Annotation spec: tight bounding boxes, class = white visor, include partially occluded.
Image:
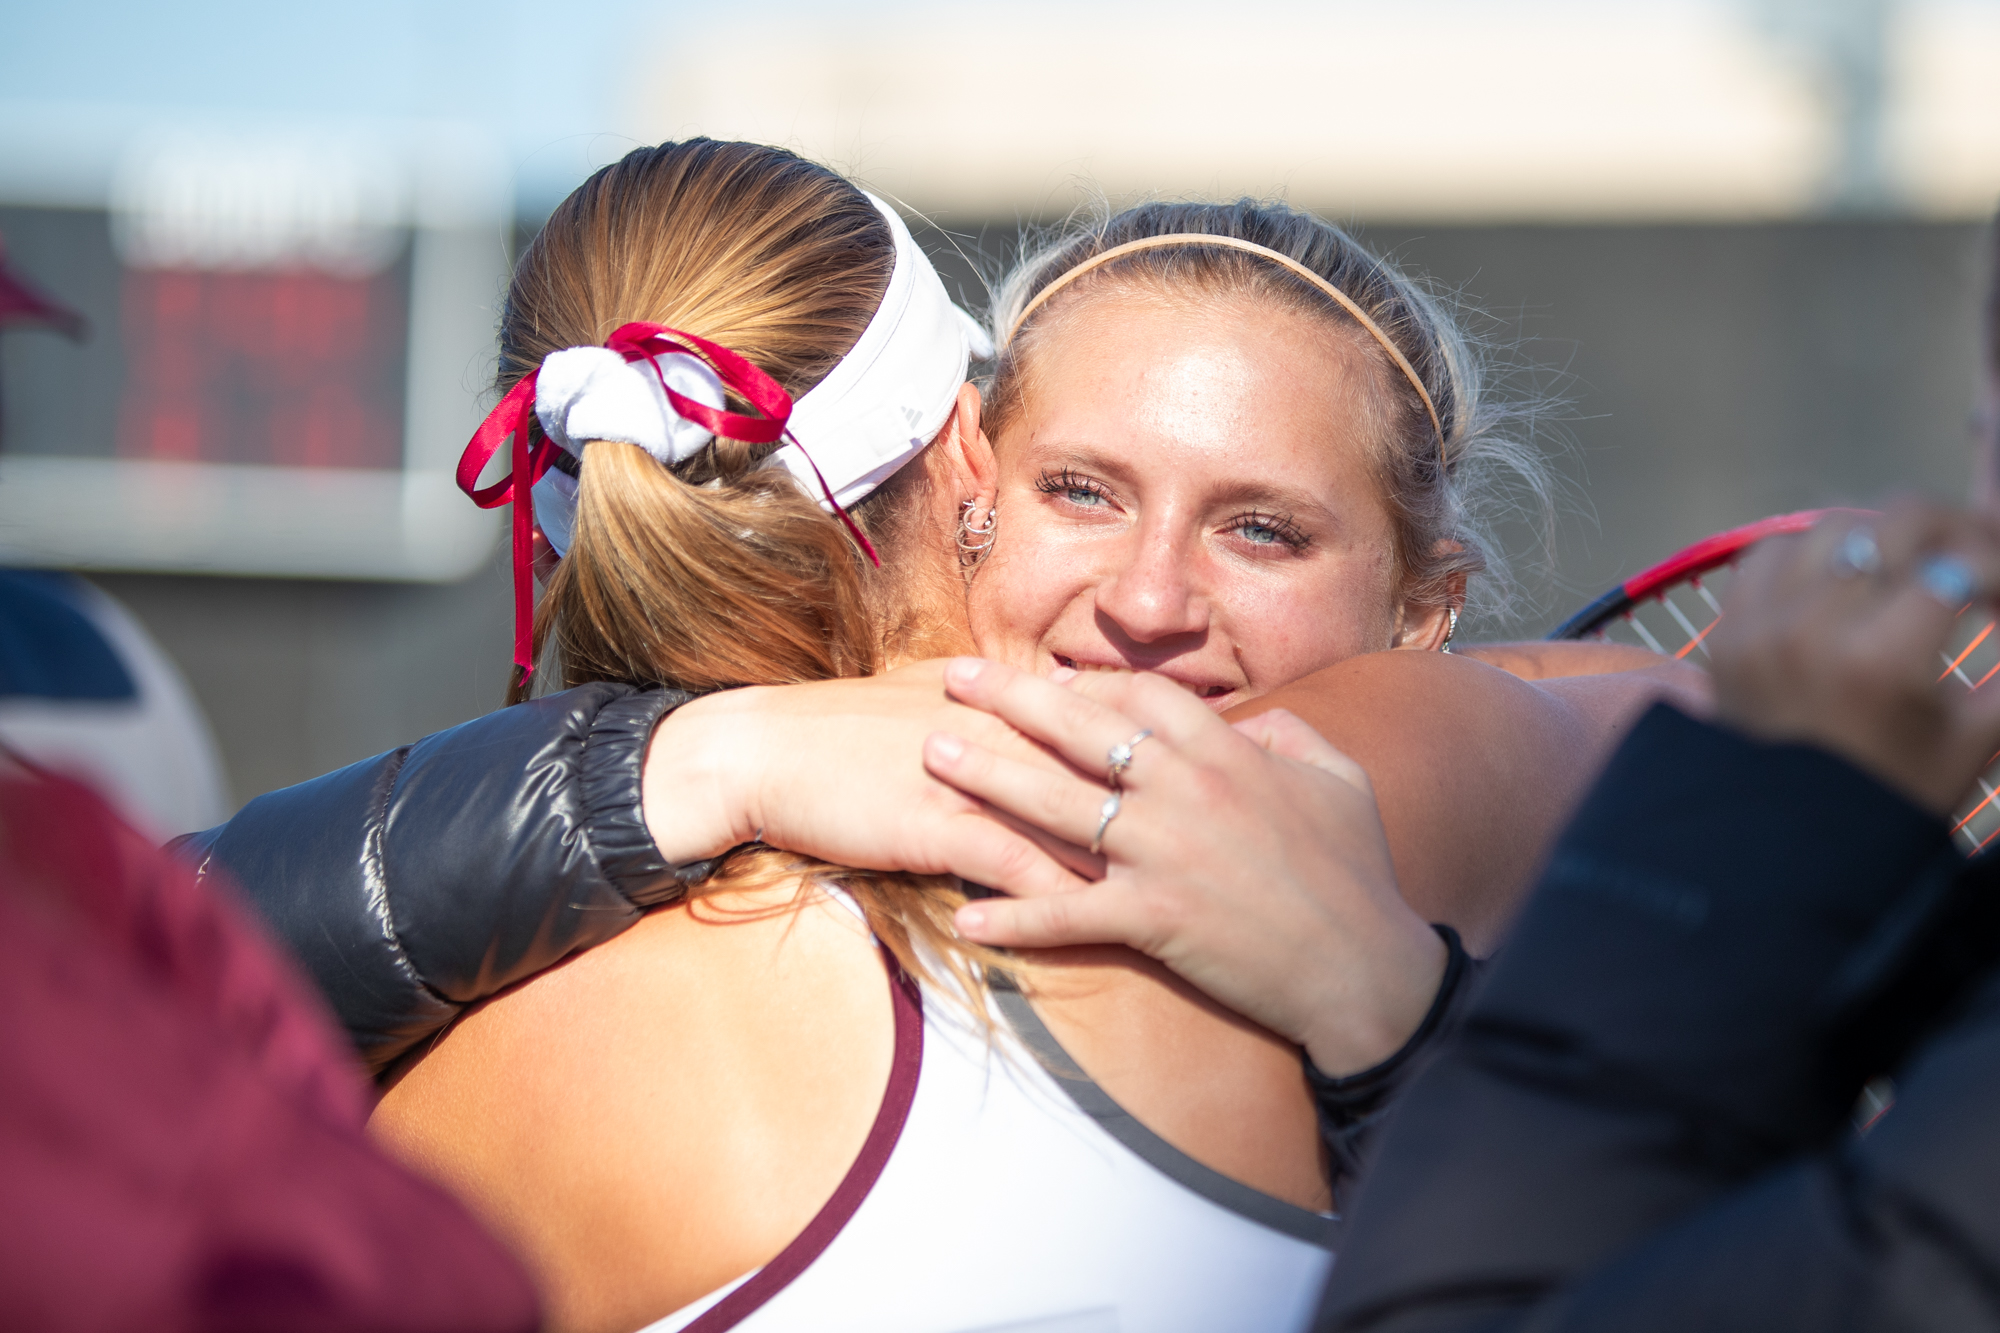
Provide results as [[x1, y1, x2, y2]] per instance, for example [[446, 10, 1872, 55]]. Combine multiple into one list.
[[766, 194, 994, 511], [531, 193, 990, 556]]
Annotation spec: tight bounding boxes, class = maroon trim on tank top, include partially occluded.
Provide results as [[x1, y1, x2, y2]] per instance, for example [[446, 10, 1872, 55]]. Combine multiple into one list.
[[681, 947, 924, 1332]]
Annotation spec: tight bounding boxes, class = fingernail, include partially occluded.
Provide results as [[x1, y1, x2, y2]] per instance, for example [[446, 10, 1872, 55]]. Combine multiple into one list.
[[929, 732, 965, 763], [955, 905, 985, 937], [1049, 665, 1079, 684], [944, 657, 986, 690]]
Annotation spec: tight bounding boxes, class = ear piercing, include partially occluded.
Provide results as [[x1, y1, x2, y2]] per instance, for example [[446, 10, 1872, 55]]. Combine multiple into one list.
[[956, 499, 998, 566]]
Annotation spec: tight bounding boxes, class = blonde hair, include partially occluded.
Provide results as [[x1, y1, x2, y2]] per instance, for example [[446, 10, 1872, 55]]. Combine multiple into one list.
[[986, 199, 1555, 626], [499, 139, 995, 996]]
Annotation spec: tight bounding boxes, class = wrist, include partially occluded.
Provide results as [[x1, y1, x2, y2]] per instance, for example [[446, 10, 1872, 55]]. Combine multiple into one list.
[[1299, 916, 1449, 1078], [641, 688, 765, 864]]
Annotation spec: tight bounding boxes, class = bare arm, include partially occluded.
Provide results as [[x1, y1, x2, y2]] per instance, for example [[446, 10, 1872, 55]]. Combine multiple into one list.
[[1235, 648, 1706, 950], [638, 646, 1708, 905], [1459, 638, 1686, 681], [620, 639, 1708, 1096], [638, 661, 1097, 895]]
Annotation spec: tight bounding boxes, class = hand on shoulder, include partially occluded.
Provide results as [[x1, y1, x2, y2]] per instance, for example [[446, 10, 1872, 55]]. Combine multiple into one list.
[[926, 659, 1446, 1076]]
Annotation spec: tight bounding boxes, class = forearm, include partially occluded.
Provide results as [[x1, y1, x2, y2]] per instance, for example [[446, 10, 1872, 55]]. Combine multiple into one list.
[[1320, 706, 1959, 1326], [1245, 652, 1649, 951]]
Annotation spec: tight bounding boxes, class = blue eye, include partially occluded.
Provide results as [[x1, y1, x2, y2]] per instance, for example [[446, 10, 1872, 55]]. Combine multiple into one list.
[[1228, 511, 1309, 551], [1034, 468, 1113, 508]]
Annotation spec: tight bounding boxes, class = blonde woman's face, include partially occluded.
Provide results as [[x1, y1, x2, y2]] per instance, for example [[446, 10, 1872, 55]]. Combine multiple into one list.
[[965, 289, 1438, 713]]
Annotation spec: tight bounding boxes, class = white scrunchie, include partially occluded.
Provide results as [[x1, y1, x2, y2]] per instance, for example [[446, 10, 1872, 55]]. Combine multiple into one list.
[[534, 346, 725, 466], [529, 347, 725, 556]]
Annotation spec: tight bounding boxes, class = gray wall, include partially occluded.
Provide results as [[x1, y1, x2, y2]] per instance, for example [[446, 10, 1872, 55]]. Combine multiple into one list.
[[1366, 219, 1991, 629], [87, 553, 514, 812], [77, 218, 1996, 813]]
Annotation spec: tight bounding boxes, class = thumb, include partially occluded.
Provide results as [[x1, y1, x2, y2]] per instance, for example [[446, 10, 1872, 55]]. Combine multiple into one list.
[[954, 885, 1151, 952]]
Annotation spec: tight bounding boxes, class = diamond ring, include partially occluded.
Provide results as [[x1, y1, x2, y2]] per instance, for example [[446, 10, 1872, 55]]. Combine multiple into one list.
[[1104, 729, 1153, 791]]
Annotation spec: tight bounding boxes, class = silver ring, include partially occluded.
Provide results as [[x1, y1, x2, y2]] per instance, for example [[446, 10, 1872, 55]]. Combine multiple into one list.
[[1089, 792, 1121, 855], [1918, 553, 1981, 608], [1833, 525, 1884, 578], [1104, 729, 1153, 790]]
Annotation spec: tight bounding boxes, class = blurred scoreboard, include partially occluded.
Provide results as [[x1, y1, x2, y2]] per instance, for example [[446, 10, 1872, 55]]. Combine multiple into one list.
[[0, 131, 507, 580]]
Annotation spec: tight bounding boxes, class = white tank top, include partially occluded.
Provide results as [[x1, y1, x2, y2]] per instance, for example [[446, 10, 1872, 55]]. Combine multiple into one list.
[[641, 925, 1335, 1333]]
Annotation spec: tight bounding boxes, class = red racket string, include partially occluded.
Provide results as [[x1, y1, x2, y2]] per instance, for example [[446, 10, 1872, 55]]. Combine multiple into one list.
[[1940, 615, 1994, 685]]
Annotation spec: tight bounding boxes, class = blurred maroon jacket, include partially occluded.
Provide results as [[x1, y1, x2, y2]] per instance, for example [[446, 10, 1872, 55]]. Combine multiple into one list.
[[0, 766, 540, 1333]]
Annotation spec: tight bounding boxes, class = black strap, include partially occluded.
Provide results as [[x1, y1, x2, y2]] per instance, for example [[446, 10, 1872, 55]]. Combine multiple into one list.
[[1304, 923, 1477, 1191]]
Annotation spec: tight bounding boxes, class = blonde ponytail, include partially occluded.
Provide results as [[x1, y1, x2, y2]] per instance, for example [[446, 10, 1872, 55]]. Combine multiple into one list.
[[500, 139, 1007, 1003]]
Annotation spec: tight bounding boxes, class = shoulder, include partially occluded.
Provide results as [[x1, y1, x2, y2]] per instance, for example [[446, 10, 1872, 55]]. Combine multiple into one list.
[[370, 878, 896, 1329], [378, 880, 889, 1128], [1240, 650, 1581, 763], [1233, 653, 1599, 950]]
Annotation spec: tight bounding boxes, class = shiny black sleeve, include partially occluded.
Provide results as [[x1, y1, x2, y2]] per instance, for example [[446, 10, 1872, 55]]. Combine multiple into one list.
[[1317, 704, 1983, 1332], [173, 683, 706, 1073]]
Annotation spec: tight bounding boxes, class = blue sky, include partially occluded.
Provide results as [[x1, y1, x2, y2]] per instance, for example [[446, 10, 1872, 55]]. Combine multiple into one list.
[[2, 0, 670, 210], [6, 0, 1976, 218]]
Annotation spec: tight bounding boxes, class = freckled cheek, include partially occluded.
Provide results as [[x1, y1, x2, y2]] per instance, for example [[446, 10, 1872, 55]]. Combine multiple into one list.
[[1217, 556, 1400, 686], [965, 521, 1099, 667]]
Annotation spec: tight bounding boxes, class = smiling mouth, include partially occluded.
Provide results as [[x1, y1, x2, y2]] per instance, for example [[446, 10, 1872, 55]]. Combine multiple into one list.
[[1053, 653, 1233, 700]]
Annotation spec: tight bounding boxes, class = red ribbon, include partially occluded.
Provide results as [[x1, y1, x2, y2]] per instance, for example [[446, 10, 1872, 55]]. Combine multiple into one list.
[[456, 323, 878, 683]]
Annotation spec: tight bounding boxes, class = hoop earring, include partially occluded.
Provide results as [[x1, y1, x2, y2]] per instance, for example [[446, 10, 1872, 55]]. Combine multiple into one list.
[[956, 499, 997, 567], [1440, 606, 1459, 654]]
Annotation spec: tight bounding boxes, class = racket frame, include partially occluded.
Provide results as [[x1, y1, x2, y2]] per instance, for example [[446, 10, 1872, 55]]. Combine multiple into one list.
[[1546, 509, 1856, 642]]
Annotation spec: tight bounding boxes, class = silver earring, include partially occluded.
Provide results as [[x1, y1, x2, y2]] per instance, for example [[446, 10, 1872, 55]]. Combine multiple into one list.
[[1441, 606, 1459, 653], [956, 499, 997, 566]]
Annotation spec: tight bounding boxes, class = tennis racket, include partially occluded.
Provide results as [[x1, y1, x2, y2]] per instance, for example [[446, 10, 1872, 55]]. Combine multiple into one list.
[[1548, 508, 2000, 854]]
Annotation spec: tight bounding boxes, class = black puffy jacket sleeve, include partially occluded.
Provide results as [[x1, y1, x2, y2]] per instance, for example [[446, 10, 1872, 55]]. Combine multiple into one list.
[[1316, 704, 2000, 1332], [173, 684, 702, 1074]]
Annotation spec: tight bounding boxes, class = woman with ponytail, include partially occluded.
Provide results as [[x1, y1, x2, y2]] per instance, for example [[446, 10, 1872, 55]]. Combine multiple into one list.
[[367, 140, 1353, 1332]]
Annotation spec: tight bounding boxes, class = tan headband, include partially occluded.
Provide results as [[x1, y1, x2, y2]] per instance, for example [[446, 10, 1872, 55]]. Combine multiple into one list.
[[1007, 232, 1446, 465]]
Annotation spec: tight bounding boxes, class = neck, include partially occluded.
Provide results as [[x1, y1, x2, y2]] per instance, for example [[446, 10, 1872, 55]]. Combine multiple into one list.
[[875, 555, 975, 669], [865, 455, 978, 669]]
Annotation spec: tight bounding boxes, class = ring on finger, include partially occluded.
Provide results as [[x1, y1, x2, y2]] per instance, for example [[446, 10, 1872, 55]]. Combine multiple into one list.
[[1090, 792, 1122, 855], [1104, 729, 1154, 790], [1918, 553, 1982, 608], [1832, 525, 1884, 579]]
